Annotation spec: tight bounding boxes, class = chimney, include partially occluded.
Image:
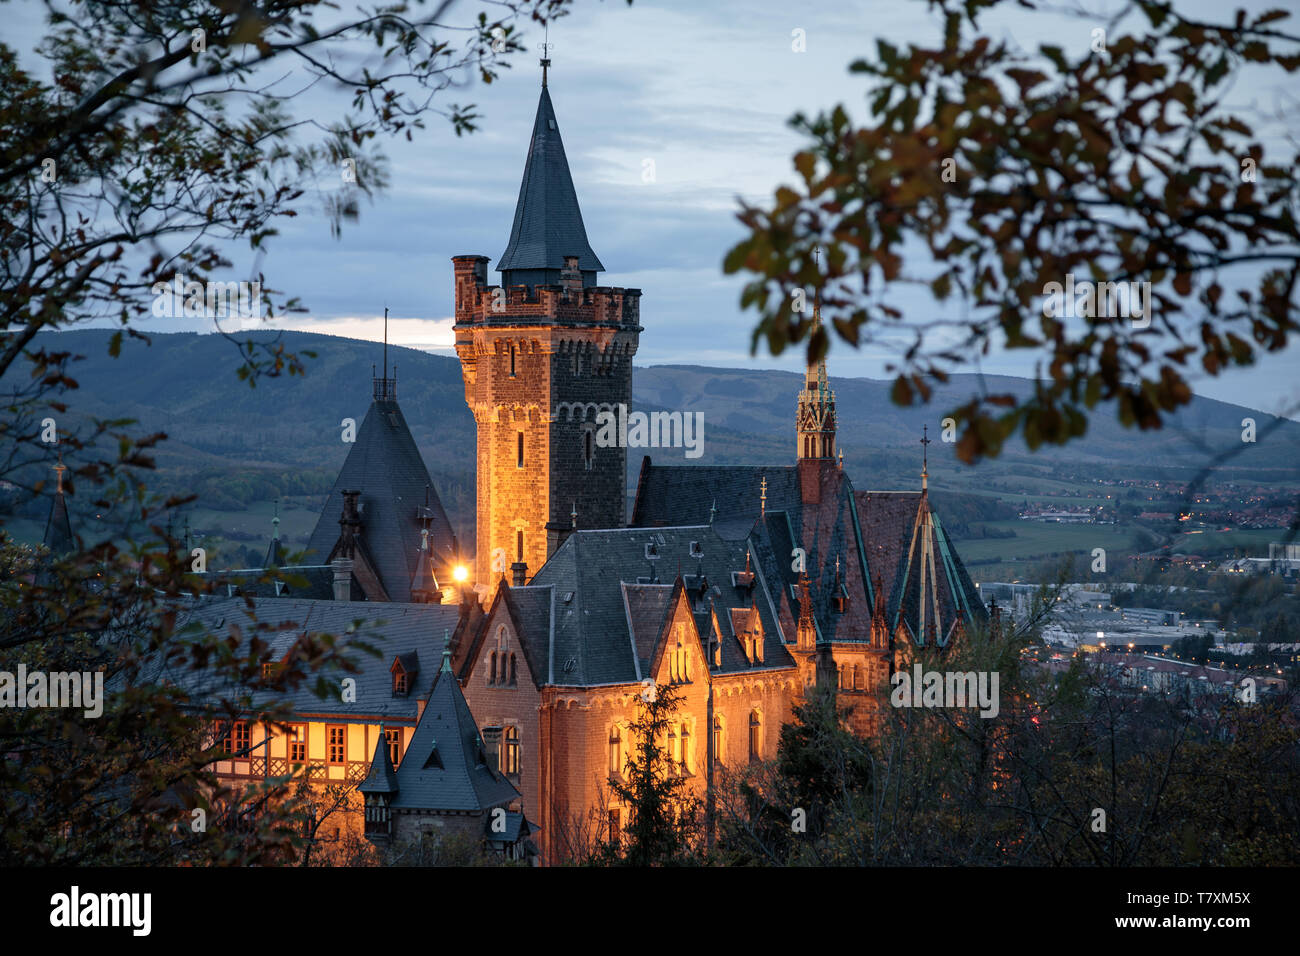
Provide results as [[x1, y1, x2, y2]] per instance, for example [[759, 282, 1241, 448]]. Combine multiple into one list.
[[481, 725, 503, 772], [511, 561, 528, 587], [331, 557, 354, 602]]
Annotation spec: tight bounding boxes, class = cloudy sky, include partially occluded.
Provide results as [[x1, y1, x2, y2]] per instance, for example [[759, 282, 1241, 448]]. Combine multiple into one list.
[[14, 0, 1300, 417]]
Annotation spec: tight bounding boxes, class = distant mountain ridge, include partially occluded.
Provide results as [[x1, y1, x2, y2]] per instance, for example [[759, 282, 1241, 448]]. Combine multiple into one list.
[[7, 330, 1297, 507]]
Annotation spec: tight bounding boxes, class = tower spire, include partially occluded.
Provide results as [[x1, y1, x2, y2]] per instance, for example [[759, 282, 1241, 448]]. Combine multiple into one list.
[[373, 306, 397, 401], [43, 444, 74, 556], [496, 61, 604, 288], [920, 424, 931, 493], [540, 25, 551, 88], [797, 246, 836, 462]]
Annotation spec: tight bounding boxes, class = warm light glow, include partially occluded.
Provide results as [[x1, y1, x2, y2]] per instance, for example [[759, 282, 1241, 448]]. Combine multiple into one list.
[[453, 564, 469, 583]]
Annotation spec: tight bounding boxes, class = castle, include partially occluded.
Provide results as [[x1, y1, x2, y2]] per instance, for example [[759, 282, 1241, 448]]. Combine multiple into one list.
[[115, 61, 988, 865]]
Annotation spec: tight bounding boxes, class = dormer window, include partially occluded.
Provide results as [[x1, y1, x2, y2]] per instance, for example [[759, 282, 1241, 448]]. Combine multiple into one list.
[[391, 653, 418, 697]]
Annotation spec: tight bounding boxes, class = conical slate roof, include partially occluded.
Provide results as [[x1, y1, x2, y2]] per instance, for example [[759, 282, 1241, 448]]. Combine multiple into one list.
[[43, 484, 74, 555], [389, 653, 519, 812], [496, 86, 604, 283], [263, 507, 288, 568], [359, 730, 400, 795], [305, 397, 456, 602]]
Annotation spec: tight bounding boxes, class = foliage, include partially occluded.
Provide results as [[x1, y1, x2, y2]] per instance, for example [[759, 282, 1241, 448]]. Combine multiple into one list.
[[0, 0, 569, 865], [726, 0, 1300, 463], [716, 623, 1300, 865], [588, 682, 703, 866]]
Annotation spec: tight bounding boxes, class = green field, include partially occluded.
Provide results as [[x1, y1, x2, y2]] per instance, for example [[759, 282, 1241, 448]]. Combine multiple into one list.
[[954, 520, 1140, 582], [1171, 528, 1282, 554]]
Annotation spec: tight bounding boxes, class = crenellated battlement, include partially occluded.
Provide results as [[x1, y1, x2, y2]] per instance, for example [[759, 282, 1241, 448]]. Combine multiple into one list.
[[452, 255, 641, 329]]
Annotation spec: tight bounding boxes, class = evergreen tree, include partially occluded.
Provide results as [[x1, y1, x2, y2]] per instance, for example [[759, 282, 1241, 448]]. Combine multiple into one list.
[[589, 682, 701, 866]]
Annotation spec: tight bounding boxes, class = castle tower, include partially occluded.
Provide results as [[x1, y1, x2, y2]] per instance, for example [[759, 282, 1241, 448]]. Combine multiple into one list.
[[796, 311, 836, 462], [454, 65, 642, 592]]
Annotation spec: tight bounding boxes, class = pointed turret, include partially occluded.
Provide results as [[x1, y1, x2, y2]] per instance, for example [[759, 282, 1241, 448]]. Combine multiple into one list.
[[360, 730, 399, 796], [262, 500, 287, 568], [496, 76, 604, 288], [42, 454, 74, 556], [410, 526, 441, 604], [796, 294, 836, 462], [359, 728, 400, 843]]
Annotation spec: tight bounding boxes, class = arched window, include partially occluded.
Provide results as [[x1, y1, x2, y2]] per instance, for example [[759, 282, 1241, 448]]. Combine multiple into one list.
[[748, 710, 761, 763], [680, 721, 691, 774], [668, 724, 679, 770], [503, 726, 519, 775], [509, 653, 517, 686], [489, 651, 497, 685], [671, 624, 688, 683], [713, 715, 724, 766], [608, 725, 622, 776]]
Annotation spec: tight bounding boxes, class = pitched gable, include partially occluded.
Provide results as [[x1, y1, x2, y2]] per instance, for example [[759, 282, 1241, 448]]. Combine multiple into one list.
[[305, 396, 457, 602]]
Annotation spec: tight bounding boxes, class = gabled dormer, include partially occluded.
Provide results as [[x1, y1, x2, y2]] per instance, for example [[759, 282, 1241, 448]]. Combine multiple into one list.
[[390, 651, 419, 697]]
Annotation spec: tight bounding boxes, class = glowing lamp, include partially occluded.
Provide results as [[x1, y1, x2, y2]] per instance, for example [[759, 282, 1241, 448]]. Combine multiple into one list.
[[452, 564, 469, 583]]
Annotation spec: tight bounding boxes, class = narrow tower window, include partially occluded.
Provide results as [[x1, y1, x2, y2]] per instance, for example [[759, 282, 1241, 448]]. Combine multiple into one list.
[[516, 530, 524, 563], [509, 343, 516, 377], [584, 429, 594, 471], [503, 726, 520, 775], [517, 431, 524, 468]]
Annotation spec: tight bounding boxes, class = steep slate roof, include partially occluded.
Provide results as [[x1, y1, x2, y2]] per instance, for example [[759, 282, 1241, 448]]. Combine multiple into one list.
[[359, 733, 399, 795], [151, 597, 465, 721], [304, 396, 457, 603], [886, 498, 988, 647], [198, 565, 336, 600], [388, 656, 519, 812], [263, 526, 288, 569], [635, 462, 877, 645], [633, 461, 989, 647], [630, 461, 801, 527], [496, 86, 604, 281], [43, 486, 74, 555], [526, 525, 794, 686], [457, 582, 552, 689]]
